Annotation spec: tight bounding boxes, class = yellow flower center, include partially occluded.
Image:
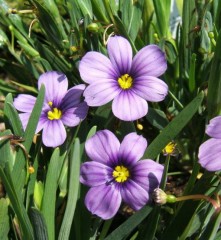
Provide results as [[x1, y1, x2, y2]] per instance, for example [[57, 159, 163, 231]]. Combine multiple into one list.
[[163, 142, 177, 155], [47, 108, 62, 120], [118, 74, 133, 90], [112, 165, 130, 183]]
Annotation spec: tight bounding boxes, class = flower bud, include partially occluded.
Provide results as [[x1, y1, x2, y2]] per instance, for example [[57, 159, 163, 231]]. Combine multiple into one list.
[[87, 23, 99, 33], [153, 188, 177, 205]]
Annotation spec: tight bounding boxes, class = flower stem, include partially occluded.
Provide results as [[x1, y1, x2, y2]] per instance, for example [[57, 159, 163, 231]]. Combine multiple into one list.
[[176, 194, 220, 210], [169, 90, 184, 109]]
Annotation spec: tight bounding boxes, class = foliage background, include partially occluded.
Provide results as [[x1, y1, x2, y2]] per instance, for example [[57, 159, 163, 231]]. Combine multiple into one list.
[[1, 0, 221, 239]]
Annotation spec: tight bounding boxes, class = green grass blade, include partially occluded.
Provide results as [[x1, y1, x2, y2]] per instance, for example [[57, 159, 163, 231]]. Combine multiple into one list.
[[58, 138, 81, 240], [41, 148, 65, 240], [12, 85, 45, 192], [0, 198, 10, 239], [144, 91, 204, 159], [104, 206, 153, 240]]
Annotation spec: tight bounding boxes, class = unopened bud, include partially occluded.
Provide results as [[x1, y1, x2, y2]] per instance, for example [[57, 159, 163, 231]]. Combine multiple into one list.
[[153, 188, 177, 205], [87, 23, 99, 33]]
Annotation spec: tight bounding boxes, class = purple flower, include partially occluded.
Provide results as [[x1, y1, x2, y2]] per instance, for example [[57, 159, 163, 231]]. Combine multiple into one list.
[[14, 71, 88, 147], [198, 116, 221, 171], [79, 36, 168, 121], [80, 130, 164, 220]]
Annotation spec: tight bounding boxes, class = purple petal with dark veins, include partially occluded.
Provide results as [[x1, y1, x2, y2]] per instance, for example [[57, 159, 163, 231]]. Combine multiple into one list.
[[80, 161, 113, 187], [79, 52, 118, 84], [112, 90, 148, 121], [120, 180, 149, 210], [62, 84, 86, 111], [133, 76, 168, 102], [132, 160, 164, 191], [61, 102, 88, 127], [38, 71, 68, 106], [85, 130, 120, 166], [42, 120, 66, 147], [85, 184, 121, 220], [14, 94, 36, 113], [206, 116, 221, 139], [131, 45, 167, 78], [119, 133, 147, 166], [107, 36, 133, 75], [198, 138, 221, 171], [83, 81, 120, 106]]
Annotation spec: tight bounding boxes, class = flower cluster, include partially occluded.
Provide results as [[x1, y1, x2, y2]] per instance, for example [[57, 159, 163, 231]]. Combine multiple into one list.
[[14, 71, 88, 147], [13, 36, 168, 219], [198, 116, 221, 171], [79, 36, 168, 121], [80, 130, 164, 219]]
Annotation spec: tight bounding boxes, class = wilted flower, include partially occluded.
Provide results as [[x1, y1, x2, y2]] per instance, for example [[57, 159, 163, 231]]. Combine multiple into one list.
[[79, 36, 168, 121], [14, 71, 88, 147], [80, 130, 164, 220], [198, 116, 221, 171]]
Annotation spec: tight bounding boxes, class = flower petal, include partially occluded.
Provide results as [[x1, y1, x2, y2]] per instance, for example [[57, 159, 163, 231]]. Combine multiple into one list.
[[107, 36, 133, 75], [80, 161, 113, 187], [120, 180, 149, 210], [133, 76, 168, 102], [18, 113, 30, 131], [42, 120, 66, 147], [79, 52, 118, 84], [112, 91, 148, 121], [206, 116, 221, 139], [62, 84, 86, 111], [85, 184, 121, 220], [14, 94, 36, 113], [61, 102, 88, 127], [38, 71, 68, 106], [198, 138, 221, 171], [119, 133, 147, 166], [83, 81, 121, 106], [132, 160, 164, 191], [85, 130, 120, 166], [131, 45, 167, 78]]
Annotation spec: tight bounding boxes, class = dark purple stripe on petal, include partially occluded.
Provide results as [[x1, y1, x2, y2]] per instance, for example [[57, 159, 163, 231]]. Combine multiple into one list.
[[83, 81, 120, 107], [112, 91, 148, 121], [80, 161, 113, 187], [120, 180, 149, 210], [206, 116, 221, 139], [85, 184, 121, 220], [107, 36, 133, 75], [133, 76, 168, 102], [14, 94, 36, 113], [131, 45, 167, 78], [42, 120, 66, 147], [79, 52, 118, 84], [119, 133, 147, 166], [198, 138, 221, 171], [61, 102, 88, 127], [38, 71, 68, 106]]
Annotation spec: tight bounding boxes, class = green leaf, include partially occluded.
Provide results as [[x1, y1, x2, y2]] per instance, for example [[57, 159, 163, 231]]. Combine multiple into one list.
[[104, 206, 153, 240], [41, 148, 65, 240], [29, 208, 49, 240], [58, 138, 81, 240], [4, 94, 24, 136], [199, 211, 221, 240], [0, 165, 34, 239], [12, 85, 45, 192], [144, 91, 204, 159], [0, 198, 10, 240], [207, 30, 221, 118]]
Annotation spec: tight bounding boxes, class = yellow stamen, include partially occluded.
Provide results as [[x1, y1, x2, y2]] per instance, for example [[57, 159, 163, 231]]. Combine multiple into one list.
[[118, 74, 133, 90], [112, 165, 130, 183], [47, 108, 62, 120], [163, 142, 177, 155], [48, 101, 53, 107]]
